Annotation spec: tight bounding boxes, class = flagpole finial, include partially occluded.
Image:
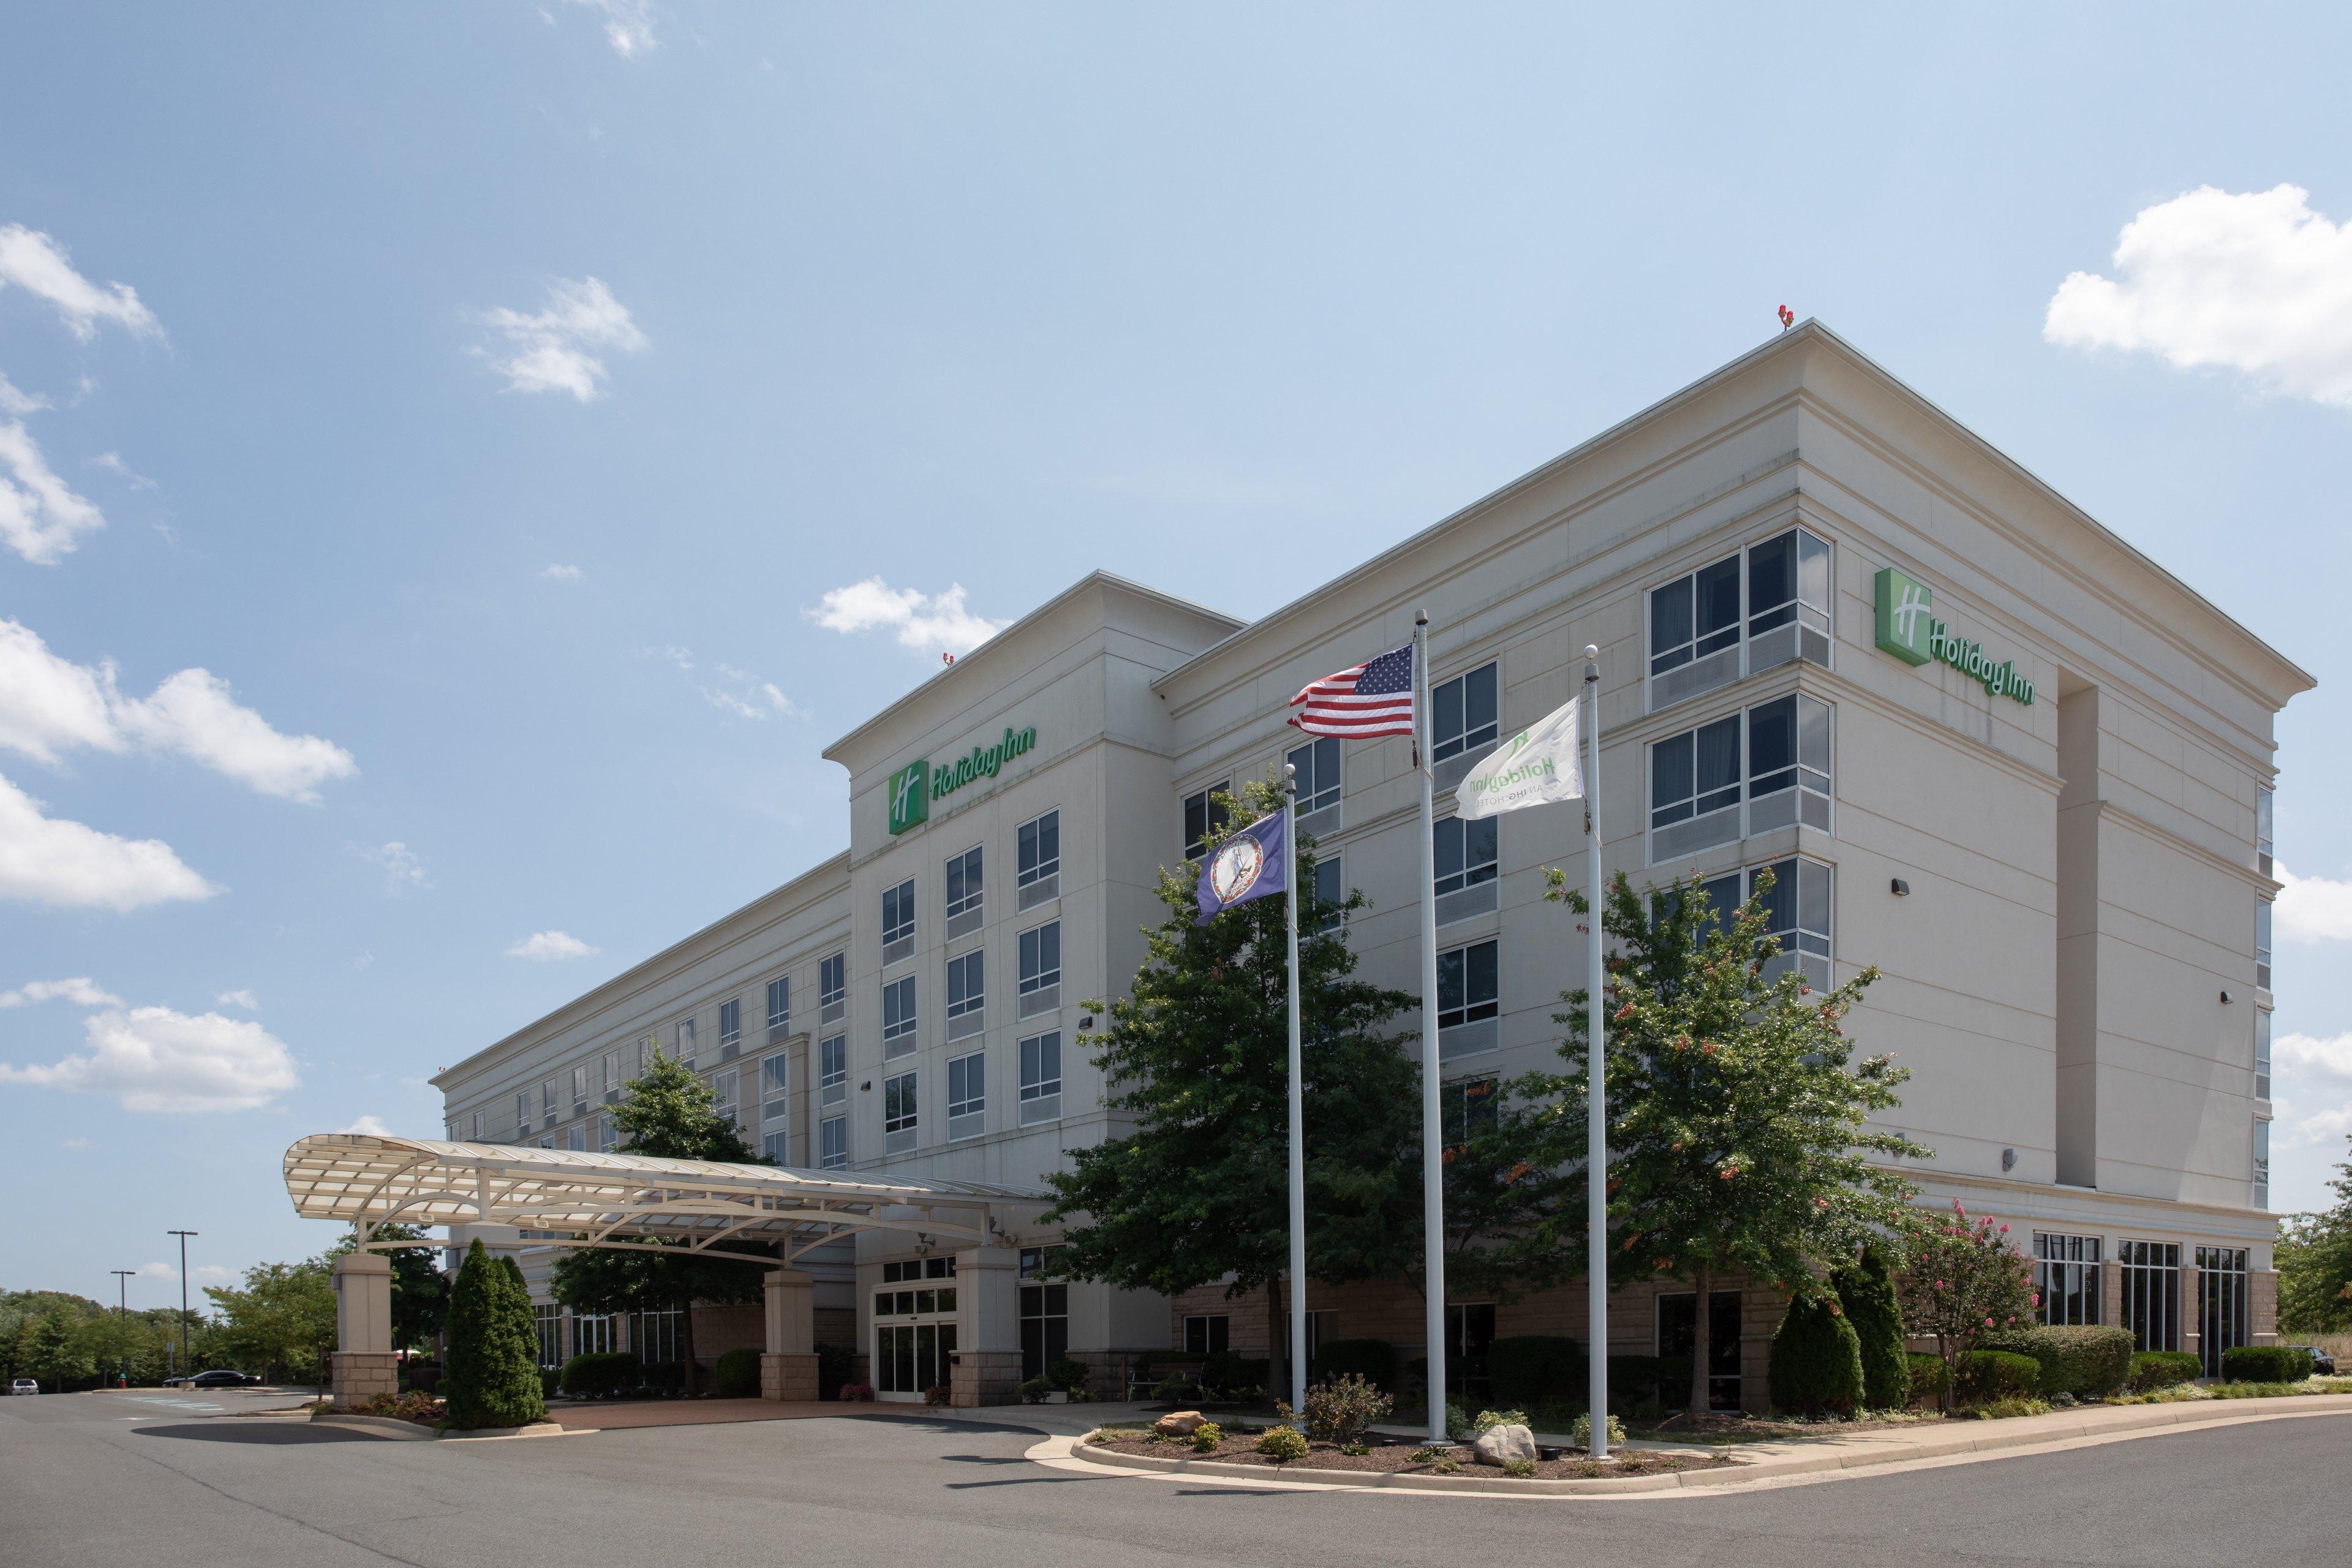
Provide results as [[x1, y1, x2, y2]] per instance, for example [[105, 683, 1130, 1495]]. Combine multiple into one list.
[[1583, 644, 1600, 684], [1283, 762, 1296, 793], [1415, 608, 1428, 627]]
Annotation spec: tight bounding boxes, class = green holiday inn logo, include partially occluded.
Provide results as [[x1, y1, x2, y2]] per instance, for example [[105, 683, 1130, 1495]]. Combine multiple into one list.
[[887, 759, 930, 835], [886, 724, 1041, 835], [1874, 567, 2034, 706]]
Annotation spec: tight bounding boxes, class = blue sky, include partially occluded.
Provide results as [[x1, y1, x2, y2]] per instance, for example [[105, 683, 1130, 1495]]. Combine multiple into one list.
[[4, 3, 2350, 1306]]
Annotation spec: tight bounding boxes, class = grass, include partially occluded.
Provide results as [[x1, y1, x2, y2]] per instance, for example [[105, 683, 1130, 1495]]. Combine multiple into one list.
[[2104, 1375, 2352, 1407]]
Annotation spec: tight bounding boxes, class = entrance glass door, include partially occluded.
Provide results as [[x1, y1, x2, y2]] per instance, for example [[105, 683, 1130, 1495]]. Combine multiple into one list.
[[1656, 1290, 1743, 1410], [873, 1281, 958, 1402]]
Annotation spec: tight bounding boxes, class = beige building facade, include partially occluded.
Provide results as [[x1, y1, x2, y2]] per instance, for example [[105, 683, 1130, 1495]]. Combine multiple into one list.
[[435, 323, 2309, 1407]]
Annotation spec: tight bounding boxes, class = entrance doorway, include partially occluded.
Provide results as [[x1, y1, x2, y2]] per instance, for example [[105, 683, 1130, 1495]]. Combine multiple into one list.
[[1656, 1290, 1743, 1410], [873, 1268, 959, 1403]]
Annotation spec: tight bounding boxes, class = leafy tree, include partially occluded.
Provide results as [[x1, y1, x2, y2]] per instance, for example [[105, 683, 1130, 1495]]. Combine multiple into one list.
[[1427, 1078, 1583, 1306], [1042, 778, 1419, 1396], [548, 1047, 772, 1396], [1767, 1292, 1865, 1415], [1894, 1199, 2036, 1409], [1530, 867, 1925, 1413], [1833, 1244, 1911, 1409], [443, 1240, 545, 1428], [205, 1259, 336, 1383], [2279, 1135, 2352, 1335], [326, 1224, 450, 1357]]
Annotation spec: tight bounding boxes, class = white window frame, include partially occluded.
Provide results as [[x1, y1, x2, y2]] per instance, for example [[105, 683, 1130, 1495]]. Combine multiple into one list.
[[883, 1069, 919, 1155], [1286, 734, 1342, 820], [1313, 854, 1344, 935], [603, 1050, 622, 1101], [2256, 786, 2274, 878], [676, 1015, 698, 1065], [1017, 809, 1061, 908], [820, 1034, 846, 1107], [1748, 855, 1833, 992], [820, 1113, 848, 1169], [570, 1065, 587, 1109], [1019, 1030, 1063, 1125], [1646, 694, 1833, 864], [761, 1054, 790, 1123], [881, 975, 918, 1056], [2255, 1008, 2272, 1101], [711, 1068, 739, 1125], [2034, 1233, 2102, 1326], [1645, 527, 1831, 712], [2255, 1115, 2271, 1209], [718, 997, 742, 1055], [2256, 899, 2272, 991], [1436, 938, 1500, 1060], [1433, 812, 1499, 902], [1430, 661, 1500, 764], [763, 1129, 790, 1164], [820, 952, 846, 1024], [881, 877, 916, 964], [946, 948, 985, 1040], [944, 844, 984, 935], [766, 976, 790, 1045], [1017, 920, 1061, 1018], [1183, 782, 1231, 862], [947, 1048, 986, 1139]]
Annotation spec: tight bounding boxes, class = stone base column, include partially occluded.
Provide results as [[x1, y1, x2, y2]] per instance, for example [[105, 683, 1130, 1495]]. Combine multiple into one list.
[[761, 1352, 820, 1402], [951, 1351, 1025, 1409], [330, 1352, 399, 1411], [952, 1243, 1022, 1408]]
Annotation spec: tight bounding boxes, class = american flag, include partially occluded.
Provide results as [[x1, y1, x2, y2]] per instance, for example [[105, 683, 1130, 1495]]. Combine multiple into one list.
[[1289, 642, 1415, 737]]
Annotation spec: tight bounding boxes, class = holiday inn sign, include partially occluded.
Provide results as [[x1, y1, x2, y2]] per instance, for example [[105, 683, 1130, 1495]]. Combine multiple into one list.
[[1875, 567, 2035, 706], [888, 725, 1041, 834]]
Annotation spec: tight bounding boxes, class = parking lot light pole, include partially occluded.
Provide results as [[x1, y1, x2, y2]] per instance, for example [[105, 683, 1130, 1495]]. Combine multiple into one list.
[[110, 1270, 135, 1387], [168, 1231, 198, 1379]]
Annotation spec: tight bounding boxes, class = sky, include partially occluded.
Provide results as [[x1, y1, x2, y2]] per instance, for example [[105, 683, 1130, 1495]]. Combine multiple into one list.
[[3, 2, 2350, 1308]]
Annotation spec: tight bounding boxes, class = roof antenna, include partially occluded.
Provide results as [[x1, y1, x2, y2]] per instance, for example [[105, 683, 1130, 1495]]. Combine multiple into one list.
[[1778, 305, 1795, 331]]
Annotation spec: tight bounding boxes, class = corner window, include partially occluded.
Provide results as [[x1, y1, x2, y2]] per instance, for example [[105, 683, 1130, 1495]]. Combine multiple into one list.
[[1019, 1030, 1062, 1125], [820, 952, 846, 1023], [2256, 786, 2274, 878], [1018, 921, 1061, 1018], [1183, 782, 1231, 862], [766, 976, 790, 1044], [883, 1069, 919, 1154], [948, 1049, 986, 1138], [1751, 857, 1832, 992], [1431, 662, 1499, 764], [946, 949, 985, 1040], [820, 1114, 848, 1169], [2256, 899, 2272, 991], [1648, 695, 1833, 861], [2034, 1234, 2101, 1326], [1314, 855, 1344, 935], [944, 845, 984, 933], [2255, 1008, 2272, 1100], [2255, 1117, 2271, 1209], [1287, 735, 1341, 818], [881, 976, 918, 1055], [1017, 809, 1061, 908], [718, 998, 742, 1054], [820, 1034, 846, 1107], [761, 1054, 790, 1123], [1646, 528, 1831, 710], [1437, 938, 1500, 1061], [881, 878, 916, 964]]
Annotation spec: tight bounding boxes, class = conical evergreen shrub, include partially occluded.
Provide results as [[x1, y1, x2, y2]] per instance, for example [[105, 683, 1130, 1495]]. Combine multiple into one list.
[[1767, 1292, 1866, 1417], [443, 1240, 546, 1430], [1833, 1245, 1910, 1409]]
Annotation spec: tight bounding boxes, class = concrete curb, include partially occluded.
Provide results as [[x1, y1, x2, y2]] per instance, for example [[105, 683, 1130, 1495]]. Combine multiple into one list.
[[1060, 1393, 2352, 1497], [309, 1412, 570, 1441]]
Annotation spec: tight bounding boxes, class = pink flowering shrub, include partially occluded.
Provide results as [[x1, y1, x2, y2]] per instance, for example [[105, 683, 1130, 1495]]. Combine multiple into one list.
[[1895, 1200, 2037, 1409]]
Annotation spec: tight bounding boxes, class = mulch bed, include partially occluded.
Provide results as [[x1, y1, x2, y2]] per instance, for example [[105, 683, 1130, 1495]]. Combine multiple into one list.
[[1631, 1409, 1940, 1444], [1090, 1431, 1735, 1479]]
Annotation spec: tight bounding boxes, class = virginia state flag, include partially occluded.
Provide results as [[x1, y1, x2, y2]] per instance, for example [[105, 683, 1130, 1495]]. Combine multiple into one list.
[[1194, 810, 1290, 925]]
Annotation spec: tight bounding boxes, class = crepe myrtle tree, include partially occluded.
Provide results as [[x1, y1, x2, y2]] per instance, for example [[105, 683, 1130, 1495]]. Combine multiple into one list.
[[1526, 867, 1926, 1414], [1042, 777, 1420, 1400], [1896, 1200, 2038, 1409]]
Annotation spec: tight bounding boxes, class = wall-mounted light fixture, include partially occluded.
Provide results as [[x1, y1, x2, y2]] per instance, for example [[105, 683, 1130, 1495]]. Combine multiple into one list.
[[1891, 878, 1912, 897], [2001, 1147, 2018, 1172], [2220, 991, 2234, 1005], [860, 1080, 872, 1093]]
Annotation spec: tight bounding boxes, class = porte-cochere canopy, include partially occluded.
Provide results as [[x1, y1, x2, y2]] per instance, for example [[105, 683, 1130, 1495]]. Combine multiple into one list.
[[283, 1133, 1051, 1264]]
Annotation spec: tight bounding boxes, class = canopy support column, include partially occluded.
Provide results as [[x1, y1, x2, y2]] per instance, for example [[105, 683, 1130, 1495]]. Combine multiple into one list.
[[950, 1244, 1020, 1408], [761, 1268, 818, 1401], [330, 1251, 397, 1412]]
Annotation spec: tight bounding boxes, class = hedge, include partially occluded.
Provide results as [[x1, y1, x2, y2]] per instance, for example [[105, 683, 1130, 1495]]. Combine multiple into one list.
[[1046, 1356, 1091, 1393], [1311, 1339, 1398, 1394], [560, 1350, 641, 1398], [1485, 1336, 1581, 1410], [2222, 1345, 2313, 1384], [1954, 1349, 2041, 1405], [443, 1242, 546, 1430], [714, 1347, 763, 1399], [1833, 1248, 1910, 1410], [1906, 1352, 1950, 1404], [1768, 1295, 1865, 1416], [1979, 1324, 2134, 1398], [1203, 1353, 1270, 1396], [2128, 1351, 2201, 1392]]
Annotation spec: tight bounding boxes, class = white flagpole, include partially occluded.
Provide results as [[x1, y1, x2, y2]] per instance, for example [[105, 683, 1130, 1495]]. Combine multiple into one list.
[[1415, 610, 1448, 1444], [1283, 763, 1308, 1418], [1583, 643, 1609, 1460]]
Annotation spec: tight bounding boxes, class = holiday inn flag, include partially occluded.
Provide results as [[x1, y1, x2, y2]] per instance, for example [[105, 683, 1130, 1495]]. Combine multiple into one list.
[[1453, 696, 1583, 818]]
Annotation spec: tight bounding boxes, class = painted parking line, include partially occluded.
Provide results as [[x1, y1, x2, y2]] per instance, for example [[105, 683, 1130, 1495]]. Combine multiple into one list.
[[121, 1396, 225, 1412]]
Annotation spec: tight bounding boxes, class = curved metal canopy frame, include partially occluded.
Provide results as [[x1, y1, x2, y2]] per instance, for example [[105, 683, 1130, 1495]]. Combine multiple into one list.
[[283, 1133, 1051, 1264]]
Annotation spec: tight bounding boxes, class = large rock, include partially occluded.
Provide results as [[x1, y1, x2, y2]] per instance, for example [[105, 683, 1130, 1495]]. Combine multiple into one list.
[[1154, 1410, 1208, 1436], [1471, 1423, 1537, 1466]]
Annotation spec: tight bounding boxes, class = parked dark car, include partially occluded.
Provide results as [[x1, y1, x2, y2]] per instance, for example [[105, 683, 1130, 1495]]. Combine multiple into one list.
[[166, 1370, 263, 1388], [2285, 1344, 2337, 1375]]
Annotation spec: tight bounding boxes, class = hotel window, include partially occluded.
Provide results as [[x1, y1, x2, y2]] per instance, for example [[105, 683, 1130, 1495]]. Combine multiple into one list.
[[1441, 1075, 1499, 1155], [1431, 662, 1501, 790], [567, 1124, 586, 1152], [883, 1069, 918, 1155], [1648, 695, 1831, 861], [573, 1314, 614, 1357], [1183, 1314, 1231, 1355], [948, 1048, 986, 1139], [1019, 1274, 1069, 1384], [1018, 920, 1061, 1017], [542, 1080, 556, 1120], [820, 1114, 847, 1169], [1183, 782, 1231, 862], [944, 845, 984, 939], [1433, 813, 1499, 924], [2034, 1234, 2101, 1326], [2255, 1118, 2271, 1210], [882, 878, 916, 965], [1314, 855, 1344, 934], [1017, 809, 1061, 909], [597, 1114, 615, 1153], [2256, 899, 2272, 991], [1437, 938, 1500, 1061], [946, 949, 986, 1041], [761, 1054, 790, 1123], [604, 1050, 622, 1101], [820, 952, 846, 1024], [534, 1304, 564, 1368], [711, 1068, 739, 1125], [1647, 527, 1830, 710], [766, 976, 790, 1045], [571, 1065, 587, 1110], [1019, 1030, 1062, 1125], [676, 1016, 698, 1066], [1287, 734, 1342, 822], [763, 1130, 789, 1164], [881, 976, 918, 1057], [514, 1091, 530, 1133], [470, 1109, 483, 1140], [2256, 785, 2274, 878], [2118, 1240, 2180, 1352], [2198, 1246, 2252, 1377], [2255, 1009, 2272, 1100], [820, 1034, 846, 1107], [718, 998, 742, 1058], [1751, 856, 1833, 992]]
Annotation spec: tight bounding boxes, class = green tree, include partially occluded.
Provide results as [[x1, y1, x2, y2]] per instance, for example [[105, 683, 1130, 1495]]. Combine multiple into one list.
[[1427, 1077, 1583, 1306], [1767, 1292, 1866, 1415], [1894, 1199, 2036, 1408], [326, 1225, 450, 1357], [2278, 1136, 2352, 1335], [442, 1240, 545, 1428], [1531, 867, 1925, 1413], [1041, 778, 1419, 1396], [205, 1260, 336, 1383], [548, 1047, 772, 1396], [1833, 1244, 1911, 1409]]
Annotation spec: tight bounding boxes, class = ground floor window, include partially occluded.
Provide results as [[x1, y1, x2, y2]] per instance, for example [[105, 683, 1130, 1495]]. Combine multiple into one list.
[[1656, 1289, 1742, 1410], [1020, 1280, 1069, 1382], [2119, 1241, 2181, 1352], [572, 1313, 615, 1357], [2035, 1234, 2102, 1325], [1443, 1301, 1497, 1401], [873, 1281, 958, 1400], [629, 1309, 682, 1366], [1182, 1313, 1230, 1355], [2197, 1246, 2250, 1377], [534, 1303, 562, 1368]]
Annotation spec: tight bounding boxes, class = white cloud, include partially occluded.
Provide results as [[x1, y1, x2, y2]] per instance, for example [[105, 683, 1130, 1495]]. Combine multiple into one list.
[[702, 680, 803, 722], [562, 0, 658, 57], [2277, 865, 2352, 944], [0, 618, 356, 800], [0, 225, 161, 341], [477, 277, 647, 401], [0, 371, 48, 415], [0, 418, 107, 564], [137, 1259, 235, 1284], [507, 930, 598, 961], [0, 1004, 296, 1112], [2046, 184, 2352, 409], [0, 772, 214, 910], [807, 578, 1006, 658], [89, 451, 156, 491], [540, 563, 582, 581], [338, 1114, 394, 1136], [61, 1137, 89, 1149], [0, 977, 124, 1009], [2276, 1030, 2352, 1080], [639, 643, 694, 671], [216, 989, 258, 1010], [362, 841, 429, 895]]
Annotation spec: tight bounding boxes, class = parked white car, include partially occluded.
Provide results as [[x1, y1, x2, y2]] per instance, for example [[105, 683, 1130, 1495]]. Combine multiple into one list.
[[9, 1378, 36, 1396]]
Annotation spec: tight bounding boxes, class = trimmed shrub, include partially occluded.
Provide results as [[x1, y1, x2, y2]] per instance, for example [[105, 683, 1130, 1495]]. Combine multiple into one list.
[[1189, 1420, 1224, 1453], [1954, 1349, 2041, 1406], [1485, 1335, 1581, 1410], [1768, 1294, 1866, 1417], [2222, 1345, 2313, 1384], [1202, 1353, 1269, 1397], [2128, 1351, 2201, 1392], [1569, 1411, 1627, 1448], [1906, 1352, 1950, 1405], [1017, 1376, 1052, 1404], [638, 1360, 685, 1395], [1833, 1247, 1910, 1410], [816, 1343, 855, 1401], [714, 1347, 763, 1399], [443, 1242, 546, 1430], [1292, 1373, 1393, 1444], [1311, 1338, 1399, 1393], [1978, 1325, 2133, 1399], [540, 1367, 560, 1399], [1046, 1356, 1090, 1393], [560, 1351, 639, 1398], [1254, 1425, 1309, 1462], [1607, 1354, 1664, 1411]]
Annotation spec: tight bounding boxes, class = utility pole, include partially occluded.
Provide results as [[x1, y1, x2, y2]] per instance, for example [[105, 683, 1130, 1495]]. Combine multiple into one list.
[[167, 1230, 198, 1379], [110, 1270, 135, 1388]]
